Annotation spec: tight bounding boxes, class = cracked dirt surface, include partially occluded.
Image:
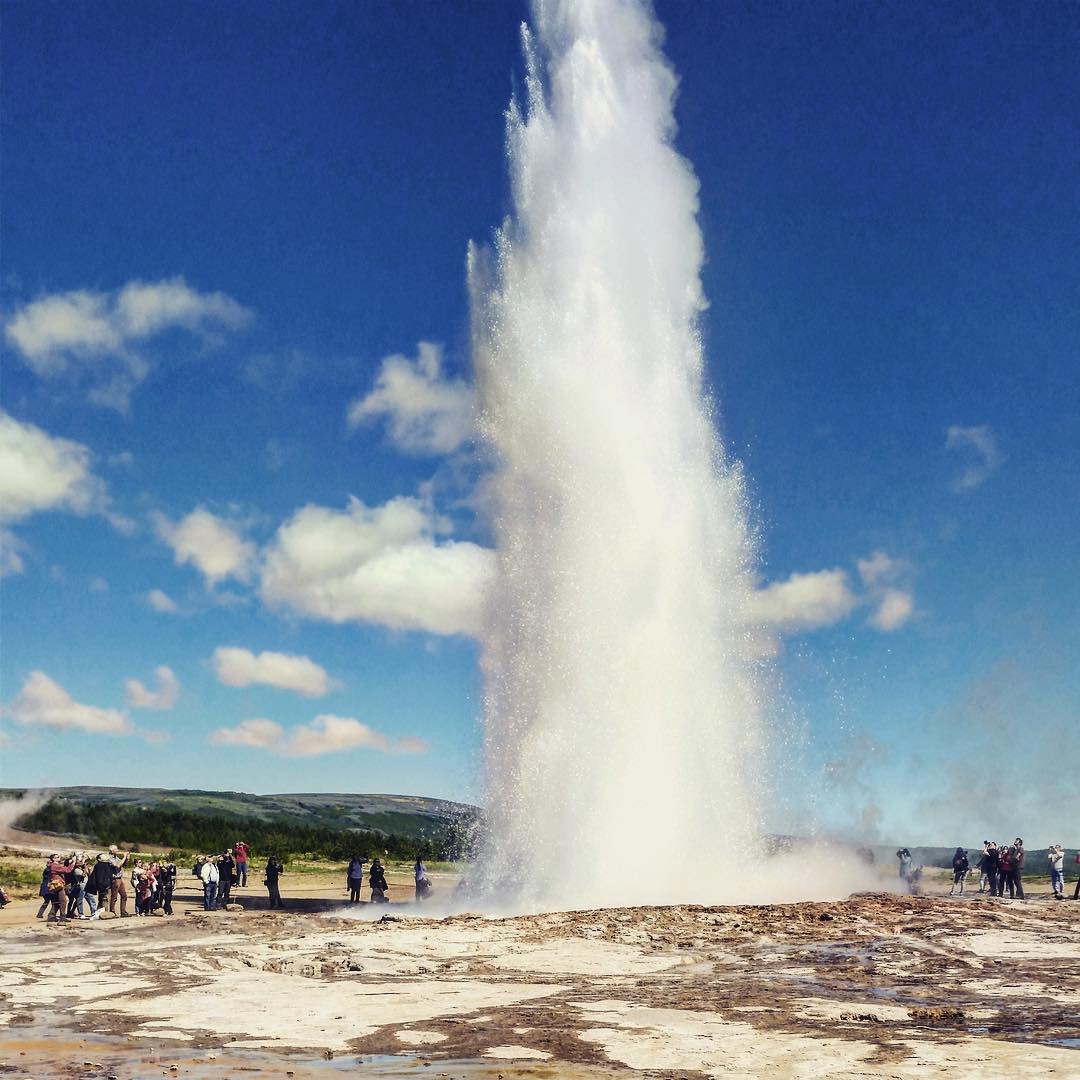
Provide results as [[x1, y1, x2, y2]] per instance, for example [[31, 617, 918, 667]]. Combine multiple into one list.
[[1, 892, 1077, 1078]]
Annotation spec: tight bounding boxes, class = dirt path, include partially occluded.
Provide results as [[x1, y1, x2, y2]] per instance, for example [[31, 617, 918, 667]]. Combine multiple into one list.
[[1, 891, 1077, 1078]]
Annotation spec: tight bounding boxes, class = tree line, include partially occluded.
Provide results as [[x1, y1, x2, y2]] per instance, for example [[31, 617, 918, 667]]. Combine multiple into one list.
[[16, 798, 472, 863]]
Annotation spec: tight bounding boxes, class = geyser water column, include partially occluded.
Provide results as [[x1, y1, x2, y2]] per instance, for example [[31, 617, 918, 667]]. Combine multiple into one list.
[[469, 0, 767, 910]]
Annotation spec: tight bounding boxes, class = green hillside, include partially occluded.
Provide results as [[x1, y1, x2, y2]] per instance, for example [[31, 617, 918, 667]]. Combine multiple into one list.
[[0, 786, 481, 861]]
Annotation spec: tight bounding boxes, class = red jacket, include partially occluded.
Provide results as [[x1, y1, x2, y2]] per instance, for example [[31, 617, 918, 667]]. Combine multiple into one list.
[[46, 860, 70, 888]]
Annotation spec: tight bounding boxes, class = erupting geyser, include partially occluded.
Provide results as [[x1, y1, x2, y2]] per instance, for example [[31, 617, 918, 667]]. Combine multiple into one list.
[[469, 0, 769, 911]]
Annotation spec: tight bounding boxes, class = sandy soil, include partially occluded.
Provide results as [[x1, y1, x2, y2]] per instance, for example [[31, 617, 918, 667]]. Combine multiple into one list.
[[1, 874, 1078, 1079]]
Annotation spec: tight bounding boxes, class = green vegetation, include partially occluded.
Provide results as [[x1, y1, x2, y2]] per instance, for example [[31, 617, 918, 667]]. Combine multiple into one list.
[[0, 858, 44, 889], [14, 797, 475, 863], [1, 786, 480, 841]]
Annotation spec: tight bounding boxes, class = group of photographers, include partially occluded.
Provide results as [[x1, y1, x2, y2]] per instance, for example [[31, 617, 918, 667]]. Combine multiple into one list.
[[34, 846, 178, 921], [896, 840, 1076, 900], [30, 839, 283, 920]]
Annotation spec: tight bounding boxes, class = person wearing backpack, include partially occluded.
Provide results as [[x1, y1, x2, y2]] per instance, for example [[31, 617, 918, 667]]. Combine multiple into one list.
[[88, 854, 113, 916]]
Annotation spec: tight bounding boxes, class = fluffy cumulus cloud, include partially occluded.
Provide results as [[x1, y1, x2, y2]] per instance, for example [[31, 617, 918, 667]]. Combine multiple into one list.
[[748, 550, 916, 643], [125, 665, 180, 710], [347, 342, 475, 455], [212, 646, 338, 698], [0, 410, 122, 575], [260, 495, 495, 637], [5, 671, 131, 735], [4, 278, 252, 410], [946, 424, 1002, 491], [749, 568, 859, 633], [153, 507, 256, 588], [0, 410, 106, 525], [210, 714, 427, 757]]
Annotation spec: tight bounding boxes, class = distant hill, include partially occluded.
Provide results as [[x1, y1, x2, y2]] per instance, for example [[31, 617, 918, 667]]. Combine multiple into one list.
[[0, 786, 481, 857]]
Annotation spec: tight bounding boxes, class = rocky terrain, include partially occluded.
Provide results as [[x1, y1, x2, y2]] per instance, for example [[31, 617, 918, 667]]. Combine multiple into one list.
[[1, 890, 1077, 1078]]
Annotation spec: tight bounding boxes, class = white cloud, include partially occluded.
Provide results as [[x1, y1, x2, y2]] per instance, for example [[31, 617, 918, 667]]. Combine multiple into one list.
[[5, 671, 131, 735], [210, 714, 428, 757], [0, 410, 125, 574], [89, 576, 110, 593], [856, 549, 915, 632], [749, 568, 859, 633], [260, 495, 495, 637], [857, 550, 899, 588], [146, 588, 179, 614], [869, 588, 915, 631], [347, 341, 475, 455], [210, 717, 285, 750], [4, 278, 252, 410], [0, 410, 107, 524], [153, 507, 256, 587], [946, 424, 1002, 490], [1, 528, 26, 577], [125, 665, 180, 710], [212, 647, 338, 698]]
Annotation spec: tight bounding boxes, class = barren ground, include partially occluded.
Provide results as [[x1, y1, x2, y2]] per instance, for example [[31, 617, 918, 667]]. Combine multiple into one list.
[[1, 856, 1077, 1079]]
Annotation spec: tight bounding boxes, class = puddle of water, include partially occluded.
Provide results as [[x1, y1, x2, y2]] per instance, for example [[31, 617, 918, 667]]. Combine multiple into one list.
[[0, 1013, 608, 1078], [1045, 1038, 1080, 1049]]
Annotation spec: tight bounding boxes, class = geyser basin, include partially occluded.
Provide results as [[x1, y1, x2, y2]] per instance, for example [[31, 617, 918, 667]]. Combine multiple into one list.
[[469, 0, 768, 911]]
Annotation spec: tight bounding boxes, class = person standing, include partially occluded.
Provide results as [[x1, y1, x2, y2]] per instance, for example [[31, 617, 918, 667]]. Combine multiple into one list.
[[896, 849, 912, 889], [234, 841, 250, 888], [199, 855, 220, 911], [998, 845, 1015, 898], [346, 854, 366, 903], [414, 855, 432, 902], [1012, 838, 1026, 900], [130, 860, 146, 914], [983, 842, 1000, 897], [949, 848, 970, 896], [44, 854, 71, 921], [88, 854, 113, 916], [369, 858, 389, 903], [36, 859, 54, 919], [218, 850, 235, 906], [158, 862, 177, 915], [66, 856, 89, 919], [108, 845, 130, 916], [977, 842, 991, 892], [265, 855, 284, 909], [1048, 845, 1065, 900]]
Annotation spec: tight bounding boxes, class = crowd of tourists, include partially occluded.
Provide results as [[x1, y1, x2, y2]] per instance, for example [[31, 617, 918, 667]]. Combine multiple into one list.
[[28, 839, 289, 921], [345, 854, 432, 904], [19, 844, 437, 921], [32, 845, 170, 921], [897, 838, 1078, 901]]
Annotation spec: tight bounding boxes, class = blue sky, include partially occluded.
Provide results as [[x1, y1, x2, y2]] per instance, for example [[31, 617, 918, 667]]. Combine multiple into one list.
[[2, 1, 1077, 844]]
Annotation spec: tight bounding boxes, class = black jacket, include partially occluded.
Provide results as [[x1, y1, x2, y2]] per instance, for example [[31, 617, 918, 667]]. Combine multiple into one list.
[[88, 862, 114, 894]]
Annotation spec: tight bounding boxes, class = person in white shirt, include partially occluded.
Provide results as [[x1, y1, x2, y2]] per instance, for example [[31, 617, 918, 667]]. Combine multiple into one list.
[[199, 856, 220, 911], [1048, 845, 1065, 900]]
